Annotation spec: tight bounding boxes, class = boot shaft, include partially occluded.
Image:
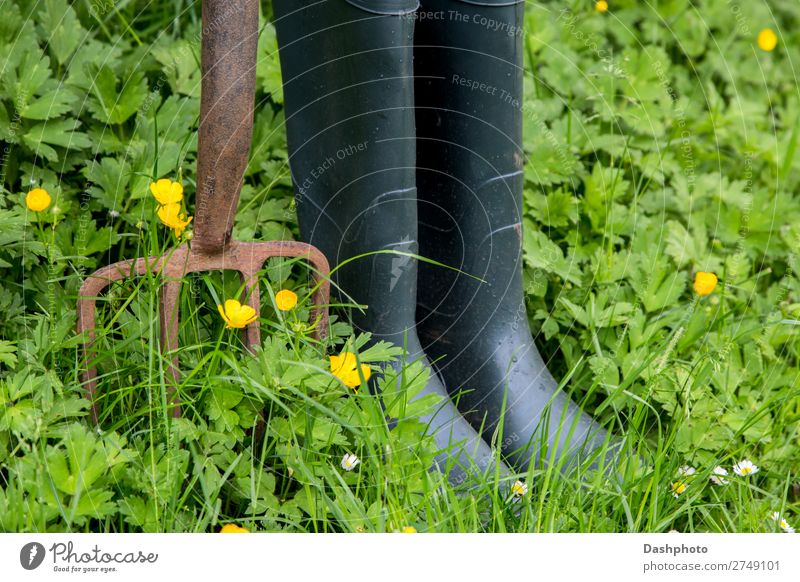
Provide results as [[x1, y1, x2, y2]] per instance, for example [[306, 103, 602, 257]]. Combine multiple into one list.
[[274, 0, 420, 341], [415, 0, 527, 332]]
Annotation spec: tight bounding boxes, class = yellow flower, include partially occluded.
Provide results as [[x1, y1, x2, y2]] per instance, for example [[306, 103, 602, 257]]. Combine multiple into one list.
[[26, 188, 51, 212], [275, 289, 298, 311], [149, 178, 183, 205], [693, 271, 717, 296], [671, 481, 687, 498], [157, 203, 193, 237], [400, 526, 417, 533], [329, 351, 371, 389], [595, 0, 608, 12], [757, 28, 777, 52], [217, 299, 258, 329], [219, 524, 249, 533]]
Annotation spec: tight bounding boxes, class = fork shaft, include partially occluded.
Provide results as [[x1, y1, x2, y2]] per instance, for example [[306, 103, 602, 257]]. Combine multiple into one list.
[[193, 0, 259, 253]]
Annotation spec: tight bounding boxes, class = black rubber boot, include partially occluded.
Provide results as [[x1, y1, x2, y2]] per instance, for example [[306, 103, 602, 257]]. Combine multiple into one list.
[[273, 0, 510, 485], [414, 0, 617, 473]]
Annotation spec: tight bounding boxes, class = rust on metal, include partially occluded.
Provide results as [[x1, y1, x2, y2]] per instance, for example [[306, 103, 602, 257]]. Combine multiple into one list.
[[76, 0, 330, 423]]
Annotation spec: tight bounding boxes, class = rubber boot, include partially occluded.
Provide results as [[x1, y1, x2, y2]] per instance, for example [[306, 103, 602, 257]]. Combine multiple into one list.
[[414, 0, 618, 473], [273, 0, 510, 485]]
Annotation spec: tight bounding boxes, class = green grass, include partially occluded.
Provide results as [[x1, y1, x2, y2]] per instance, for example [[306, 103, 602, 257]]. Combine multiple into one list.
[[1, 0, 799, 532]]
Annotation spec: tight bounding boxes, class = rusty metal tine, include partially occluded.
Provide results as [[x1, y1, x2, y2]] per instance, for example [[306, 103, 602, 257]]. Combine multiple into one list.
[[239, 241, 332, 340], [240, 272, 262, 352], [304, 251, 331, 341], [79, 242, 332, 423], [77, 285, 100, 425], [78, 256, 165, 422], [159, 279, 183, 418]]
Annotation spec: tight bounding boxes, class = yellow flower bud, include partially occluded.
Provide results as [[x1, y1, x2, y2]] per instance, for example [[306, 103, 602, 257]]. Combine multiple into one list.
[[275, 289, 298, 311], [757, 29, 777, 52]]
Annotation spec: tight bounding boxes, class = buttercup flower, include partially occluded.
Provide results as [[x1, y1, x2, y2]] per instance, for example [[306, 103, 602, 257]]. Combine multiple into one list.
[[732, 459, 759, 477], [511, 480, 528, 497], [157, 203, 193, 237], [26, 188, 51, 212], [710, 466, 729, 485], [693, 272, 718, 296], [275, 289, 298, 311], [757, 28, 778, 52], [595, 1, 608, 12], [329, 351, 371, 389], [149, 178, 183, 205], [341, 453, 360, 471], [217, 299, 258, 329], [401, 526, 417, 533], [677, 465, 696, 477], [671, 481, 687, 498], [219, 524, 249, 533]]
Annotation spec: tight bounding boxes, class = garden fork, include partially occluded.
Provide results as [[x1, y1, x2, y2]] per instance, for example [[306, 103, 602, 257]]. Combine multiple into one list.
[[77, 0, 330, 423]]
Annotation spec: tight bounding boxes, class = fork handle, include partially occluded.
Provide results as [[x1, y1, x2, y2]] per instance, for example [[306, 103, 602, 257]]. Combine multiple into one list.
[[193, 0, 259, 253]]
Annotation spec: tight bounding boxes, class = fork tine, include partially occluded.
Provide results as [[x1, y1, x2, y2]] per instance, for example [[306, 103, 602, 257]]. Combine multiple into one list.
[[159, 279, 182, 418], [79, 241, 330, 426], [241, 272, 261, 353]]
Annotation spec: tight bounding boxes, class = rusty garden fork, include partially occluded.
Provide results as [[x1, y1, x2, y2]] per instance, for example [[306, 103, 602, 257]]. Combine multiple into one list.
[[77, 0, 330, 424]]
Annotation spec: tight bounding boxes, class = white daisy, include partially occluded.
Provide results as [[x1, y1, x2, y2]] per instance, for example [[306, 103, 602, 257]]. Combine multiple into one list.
[[770, 511, 781, 522], [732, 459, 759, 477], [678, 465, 696, 477], [779, 519, 794, 533], [341, 453, 360, 471], [710, 466, 729, 485], [511, 480, 528, 497]]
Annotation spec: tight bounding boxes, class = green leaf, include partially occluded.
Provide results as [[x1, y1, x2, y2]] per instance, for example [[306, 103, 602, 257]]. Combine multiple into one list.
[[629, 254, 687, 313], [664, 220, 708, 267], [257, 22, 283, 103], [0, 341, 17, 368], [38, 0, 84, 65], [522, 223, 582, 284], [22, 118, 91, 161], [20, 88, 76, 120], [86, 64, 148, 124], [0, 47, 52, 106], [84, 157, 131, 210], [526, 188, 578, 228], [151, 39, 201, 97]]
